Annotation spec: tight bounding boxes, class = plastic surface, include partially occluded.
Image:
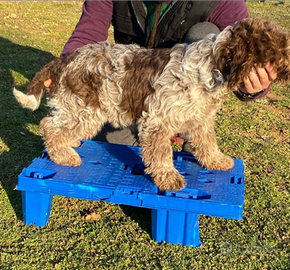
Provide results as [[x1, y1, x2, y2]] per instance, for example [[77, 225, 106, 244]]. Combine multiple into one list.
[[16, 140, 245, 247]]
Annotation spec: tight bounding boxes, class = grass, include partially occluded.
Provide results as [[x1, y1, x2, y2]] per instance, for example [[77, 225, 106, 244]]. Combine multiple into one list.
[[0, 1, 290, 269]]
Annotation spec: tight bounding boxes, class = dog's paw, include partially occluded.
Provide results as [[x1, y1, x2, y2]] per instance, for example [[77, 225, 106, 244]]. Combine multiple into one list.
[[203, 154, 234, 171], [49, 148, 82, 166], [153, 169, 186, 191], [62, 154, 82, 167]]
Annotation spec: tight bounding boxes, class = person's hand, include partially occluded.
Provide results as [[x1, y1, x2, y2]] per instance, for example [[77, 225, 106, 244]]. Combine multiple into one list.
[[44, 79, 52, 87], [240, 63, 277, 94]]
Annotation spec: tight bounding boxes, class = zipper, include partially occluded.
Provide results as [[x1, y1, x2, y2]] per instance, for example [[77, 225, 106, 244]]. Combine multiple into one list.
[[155, 0, 187, 45], [130, 1, 147, 34]]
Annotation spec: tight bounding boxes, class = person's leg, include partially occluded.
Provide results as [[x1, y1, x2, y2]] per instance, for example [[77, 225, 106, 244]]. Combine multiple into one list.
[[93, 123, 140, 146], [184, 22, 220, 43]]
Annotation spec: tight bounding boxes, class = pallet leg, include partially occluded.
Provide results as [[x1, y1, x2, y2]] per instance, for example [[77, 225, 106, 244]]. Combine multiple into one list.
[[21, 191, 53, 226], [151, 209, 202, 247]]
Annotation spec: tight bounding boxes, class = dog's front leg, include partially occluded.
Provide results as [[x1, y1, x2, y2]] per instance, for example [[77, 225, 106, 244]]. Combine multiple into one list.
[[188, 119, 234, 171], [138, 118, 186, 191]]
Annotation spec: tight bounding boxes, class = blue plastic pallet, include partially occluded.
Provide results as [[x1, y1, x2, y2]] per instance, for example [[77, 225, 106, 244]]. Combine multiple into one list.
[[16, 140, 245, 247]]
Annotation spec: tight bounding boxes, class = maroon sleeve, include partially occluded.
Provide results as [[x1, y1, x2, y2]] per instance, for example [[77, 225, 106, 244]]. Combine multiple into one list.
[[206, 0, 249, 30], [62, 1, 113, 56], [234, 86, 270, 102]]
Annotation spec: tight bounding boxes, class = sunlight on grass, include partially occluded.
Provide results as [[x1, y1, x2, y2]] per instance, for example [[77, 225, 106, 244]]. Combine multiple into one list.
[[0, 138, 10, 154], [25, 123, 41, 136], [9, 69, 29, 85]]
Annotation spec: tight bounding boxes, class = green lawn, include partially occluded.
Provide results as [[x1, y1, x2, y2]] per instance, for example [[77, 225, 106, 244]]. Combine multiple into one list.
[[0, 1, 290, 269]]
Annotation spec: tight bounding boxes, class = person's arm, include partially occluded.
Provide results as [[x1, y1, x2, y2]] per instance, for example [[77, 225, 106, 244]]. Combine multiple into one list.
[[206, 0, 249, 30], [62, 1, 113, 56]]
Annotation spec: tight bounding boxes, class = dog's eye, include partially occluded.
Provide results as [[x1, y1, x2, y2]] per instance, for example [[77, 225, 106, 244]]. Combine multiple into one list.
[[223, 63, 231, 76]]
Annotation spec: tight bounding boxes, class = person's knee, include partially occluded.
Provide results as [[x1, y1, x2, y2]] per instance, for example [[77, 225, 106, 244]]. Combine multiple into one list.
[[184, 22, 220, 44], [93, 123, 139, 146]]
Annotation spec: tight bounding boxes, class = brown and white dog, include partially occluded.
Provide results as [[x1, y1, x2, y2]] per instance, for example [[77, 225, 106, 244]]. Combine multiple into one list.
[[14, 18, 290, 191]]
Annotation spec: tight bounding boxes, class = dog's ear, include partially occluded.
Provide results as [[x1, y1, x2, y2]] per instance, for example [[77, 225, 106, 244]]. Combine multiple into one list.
[[213, 18, 290, 89], [213, 21, 256, 90]]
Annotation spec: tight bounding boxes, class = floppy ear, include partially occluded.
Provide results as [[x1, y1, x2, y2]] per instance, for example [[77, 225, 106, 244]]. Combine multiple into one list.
[[213, 18, 290, 89], [213, 22, 256, 90]]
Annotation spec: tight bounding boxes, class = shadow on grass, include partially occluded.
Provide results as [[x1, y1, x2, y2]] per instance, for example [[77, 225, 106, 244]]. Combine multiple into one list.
[[121, 205, 152, 235], [0, 38, 153, 236], [0, 37, 54, 221]]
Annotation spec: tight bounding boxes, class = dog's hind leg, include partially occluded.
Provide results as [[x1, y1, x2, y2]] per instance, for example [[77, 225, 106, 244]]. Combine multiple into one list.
[[40, 116, 83, 166], [138, 117, 186, 191], [188, 119, 234, 170], [40, 109, 104, 166]]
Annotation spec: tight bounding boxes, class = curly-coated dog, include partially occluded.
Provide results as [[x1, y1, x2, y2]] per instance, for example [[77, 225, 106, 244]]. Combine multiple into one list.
[[14, 18, 290, 191]]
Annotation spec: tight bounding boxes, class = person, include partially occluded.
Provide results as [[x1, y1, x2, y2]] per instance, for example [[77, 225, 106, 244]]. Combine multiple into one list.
[[47, 1, 277, 148]]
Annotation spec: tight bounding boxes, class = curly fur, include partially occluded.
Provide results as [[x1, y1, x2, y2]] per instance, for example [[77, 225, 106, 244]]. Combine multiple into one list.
[[13, 18, 290, 191]]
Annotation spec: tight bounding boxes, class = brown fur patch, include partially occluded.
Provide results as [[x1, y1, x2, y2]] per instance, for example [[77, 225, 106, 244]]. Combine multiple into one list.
[[119, 48, 173, 119], [63, 52, 103, 108]]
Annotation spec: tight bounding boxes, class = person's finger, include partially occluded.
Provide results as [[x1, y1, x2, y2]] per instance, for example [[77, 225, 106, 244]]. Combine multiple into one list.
[[247, 69, 263, 92], [241, 75, 255, 93], [264, 63, 277, 81], [254, 66, 270, 89]]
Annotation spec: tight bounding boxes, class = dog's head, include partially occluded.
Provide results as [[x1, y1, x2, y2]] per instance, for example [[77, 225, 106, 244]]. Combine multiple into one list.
[[213, 18, 290, 89]]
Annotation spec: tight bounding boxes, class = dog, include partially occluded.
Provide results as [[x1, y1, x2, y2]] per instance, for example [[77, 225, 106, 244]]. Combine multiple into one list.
[[13, 18, 290, 191]]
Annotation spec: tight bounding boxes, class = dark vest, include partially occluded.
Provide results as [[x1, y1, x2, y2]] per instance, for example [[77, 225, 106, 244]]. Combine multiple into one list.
[[112, 1, 219, 48]]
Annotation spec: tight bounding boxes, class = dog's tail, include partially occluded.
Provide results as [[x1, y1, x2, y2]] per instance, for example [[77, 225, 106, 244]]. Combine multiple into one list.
[[13, 87, 43, 111], [13, 57, 62, 111]]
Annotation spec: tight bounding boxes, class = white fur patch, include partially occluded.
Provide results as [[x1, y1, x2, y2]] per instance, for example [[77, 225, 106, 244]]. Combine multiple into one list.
[[13, 88, 39, 111]]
